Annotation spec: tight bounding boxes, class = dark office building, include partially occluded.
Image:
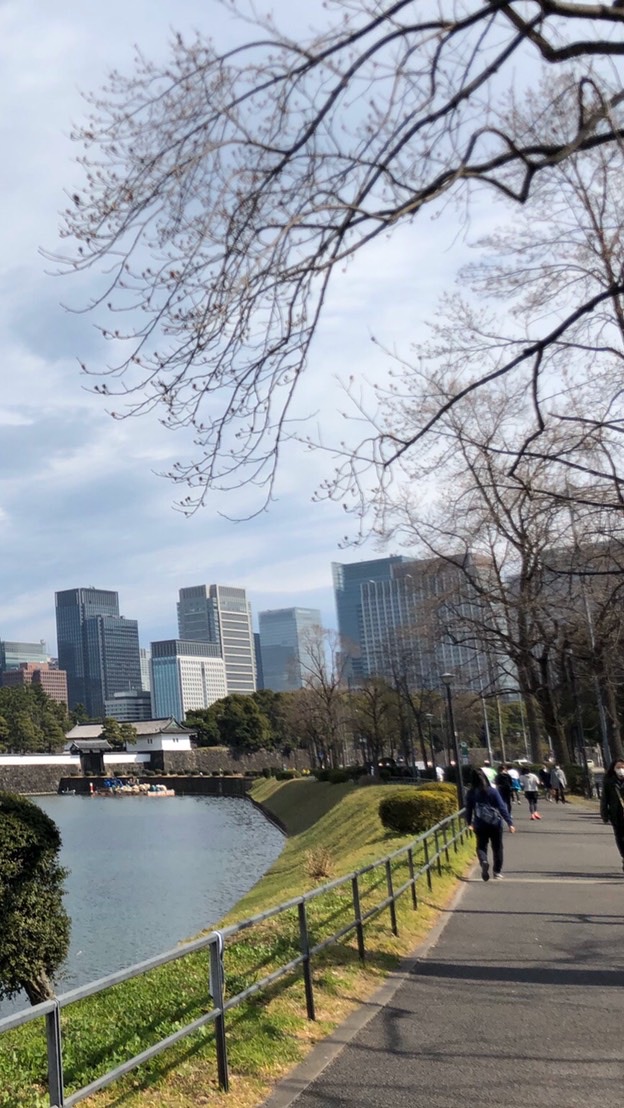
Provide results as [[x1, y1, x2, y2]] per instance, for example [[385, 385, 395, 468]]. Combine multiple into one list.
[[332, 557, 406, 683], [55, 588, 141, 717]]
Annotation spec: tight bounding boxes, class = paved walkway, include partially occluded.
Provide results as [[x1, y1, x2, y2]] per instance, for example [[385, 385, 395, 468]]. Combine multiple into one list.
[[268, 800, 624, 1108]]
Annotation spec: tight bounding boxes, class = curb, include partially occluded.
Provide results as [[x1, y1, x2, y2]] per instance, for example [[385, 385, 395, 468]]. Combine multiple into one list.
[[261, 863, 476, 1108]]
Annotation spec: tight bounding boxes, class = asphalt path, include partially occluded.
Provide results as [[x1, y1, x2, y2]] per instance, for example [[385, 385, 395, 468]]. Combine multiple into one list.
[[266, 800, 624, 1108]]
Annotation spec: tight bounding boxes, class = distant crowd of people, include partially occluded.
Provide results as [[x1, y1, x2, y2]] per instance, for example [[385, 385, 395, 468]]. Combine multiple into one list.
[[467, 757, 624, 879], [464, 761, 572, 882]]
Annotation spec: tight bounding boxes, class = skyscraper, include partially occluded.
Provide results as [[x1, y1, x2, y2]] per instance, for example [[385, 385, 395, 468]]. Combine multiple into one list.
[[83, 615, 142, 719], [332, 557, 406, 683], [150, 640, 227, 719], [359, 554, 497, 693], [55, 588, 141, 716], [258, 607, 322, 692], [177, 584, 256, 695], [177, 585, 219, 642], [0, 640, 48, 673]]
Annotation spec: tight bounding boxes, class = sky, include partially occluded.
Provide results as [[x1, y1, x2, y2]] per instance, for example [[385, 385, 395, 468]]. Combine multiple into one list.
[[0, 0, 484, 654]]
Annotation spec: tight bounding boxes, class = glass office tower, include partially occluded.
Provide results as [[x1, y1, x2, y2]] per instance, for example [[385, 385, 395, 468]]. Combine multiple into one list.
[[332, 557, 405, 683], [258, 607, 321, 692], [55, 588, 141, 716]]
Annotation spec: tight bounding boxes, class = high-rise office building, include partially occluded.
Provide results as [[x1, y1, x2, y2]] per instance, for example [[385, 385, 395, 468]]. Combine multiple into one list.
[[332, 557, 406, 683], [139, 647, 152, 692], [0, 640, 48, 673], [253, 633, 264, 691], [1, 662, 68, 704], [150, 640, 227, 719], [258, 608, 322, 692], [104, 689, 153, 722], [359, 554, 497, 693], [83, 615, 142, 719], [177, 586, 219, 643], [176, 584, 256, 695], [55, 588, 142, 716]]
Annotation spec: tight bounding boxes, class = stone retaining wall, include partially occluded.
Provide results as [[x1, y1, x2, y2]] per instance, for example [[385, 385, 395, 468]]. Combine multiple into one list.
[[0, 763, 81, 795], [156, 746, 310, 775]]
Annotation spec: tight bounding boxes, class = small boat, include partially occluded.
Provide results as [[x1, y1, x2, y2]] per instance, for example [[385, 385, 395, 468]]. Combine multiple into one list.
[[146, 784, 175, 797]]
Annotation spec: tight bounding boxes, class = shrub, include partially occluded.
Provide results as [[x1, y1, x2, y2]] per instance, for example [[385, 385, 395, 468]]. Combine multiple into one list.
[[379, 787, 458, 836], [304, 847, 334, 880], [314, 769, 331, 782], [276, 769, 296, 780], [561, 763, 586, 795], [328, 768, 350, 784], [419, 781, 458, 801]]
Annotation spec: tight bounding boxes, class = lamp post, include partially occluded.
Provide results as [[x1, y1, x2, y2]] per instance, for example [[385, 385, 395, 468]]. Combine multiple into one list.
[[425, 712, 437, 777], [480, 694, 494, 766], [566, 649, 592, 798], [441, 673, 465, 809]]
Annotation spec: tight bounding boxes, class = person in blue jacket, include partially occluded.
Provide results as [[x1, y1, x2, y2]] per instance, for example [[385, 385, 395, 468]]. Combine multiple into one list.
[[465, 768, 516, 881]]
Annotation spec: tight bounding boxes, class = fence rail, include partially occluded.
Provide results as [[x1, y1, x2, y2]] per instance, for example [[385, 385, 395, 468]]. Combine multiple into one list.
[[0, 808, 467, 1107]]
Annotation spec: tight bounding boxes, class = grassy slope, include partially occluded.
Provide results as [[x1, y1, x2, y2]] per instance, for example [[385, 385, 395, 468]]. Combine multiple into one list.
[[1, 780, 472, 1108], [231, 779, 413, 919]]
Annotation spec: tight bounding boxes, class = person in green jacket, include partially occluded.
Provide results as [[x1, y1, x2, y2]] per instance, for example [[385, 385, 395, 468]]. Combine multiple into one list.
[[600, 759, 624, 872]]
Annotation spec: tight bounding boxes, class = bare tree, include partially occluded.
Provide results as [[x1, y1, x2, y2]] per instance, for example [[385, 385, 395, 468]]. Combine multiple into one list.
[[383, 379, 624, 761], [55, 1, 624, 512], [298, 627, 350, 766]]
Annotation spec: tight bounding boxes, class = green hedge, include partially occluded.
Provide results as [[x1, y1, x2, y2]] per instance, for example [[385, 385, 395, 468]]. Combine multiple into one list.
[[378, 786, 458, 836]]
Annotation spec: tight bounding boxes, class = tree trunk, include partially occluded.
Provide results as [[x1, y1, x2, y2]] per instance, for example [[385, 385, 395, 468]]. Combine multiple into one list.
[[23, 970, 54, 1006], [602, 677, 623, 760]]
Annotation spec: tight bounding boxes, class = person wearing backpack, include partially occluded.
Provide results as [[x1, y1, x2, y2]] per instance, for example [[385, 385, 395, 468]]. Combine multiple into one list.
[[600, 759, 624, 873], [465, 768, 516, 881]]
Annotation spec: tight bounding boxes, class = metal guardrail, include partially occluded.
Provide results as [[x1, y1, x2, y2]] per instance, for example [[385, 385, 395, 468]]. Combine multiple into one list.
[[0, 808, 467, 1107]]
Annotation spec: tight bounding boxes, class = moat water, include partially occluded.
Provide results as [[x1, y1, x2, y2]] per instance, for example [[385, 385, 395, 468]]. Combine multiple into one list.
[[1, 794, 283, 1015]]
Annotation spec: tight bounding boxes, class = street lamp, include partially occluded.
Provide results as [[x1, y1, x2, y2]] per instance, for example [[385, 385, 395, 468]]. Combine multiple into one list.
[[480, 694, 494, 766], [441, 673, 465, 809], [425, 712, 437, 776], [566, 649, 592, 798]]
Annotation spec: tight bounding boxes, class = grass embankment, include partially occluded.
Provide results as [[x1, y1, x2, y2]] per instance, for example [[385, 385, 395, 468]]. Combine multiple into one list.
[[1, 780, 473, 1108]]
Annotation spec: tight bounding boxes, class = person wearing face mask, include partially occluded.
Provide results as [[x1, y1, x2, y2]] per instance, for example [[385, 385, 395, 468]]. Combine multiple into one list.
[[600, 759, 624, 872]]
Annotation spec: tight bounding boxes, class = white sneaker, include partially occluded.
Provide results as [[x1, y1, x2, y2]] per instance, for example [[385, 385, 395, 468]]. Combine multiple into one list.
[[493, 872, 504, 880]]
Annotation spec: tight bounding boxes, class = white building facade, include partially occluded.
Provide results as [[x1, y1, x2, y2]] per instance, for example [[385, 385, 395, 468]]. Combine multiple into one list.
[[150, 640, 227, 719], [177, 584, 256, 695]]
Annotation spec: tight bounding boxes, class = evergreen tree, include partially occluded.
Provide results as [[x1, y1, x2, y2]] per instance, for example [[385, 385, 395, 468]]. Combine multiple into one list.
[[0, 793, 70, 1005]]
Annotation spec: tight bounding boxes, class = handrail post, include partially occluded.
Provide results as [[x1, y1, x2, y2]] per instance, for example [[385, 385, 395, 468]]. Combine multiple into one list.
[[209, 933, 229, 1092], [298, 900, 316, 1021], [442, 822, 450, 865], [45, 1003, 64, 1108], [434, 829, 443, 876], [423, 835, 433, 891], [385, 859, 398, 936], [407, 846, 417, 910], [351, 874, 366, 962], [451, 815, 458, 854]]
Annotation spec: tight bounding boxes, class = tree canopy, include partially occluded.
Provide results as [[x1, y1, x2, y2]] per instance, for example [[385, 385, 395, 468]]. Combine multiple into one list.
[[0, 793, 70, 1005], [57, 0, 624, 518], [0, 686, 70, 754]]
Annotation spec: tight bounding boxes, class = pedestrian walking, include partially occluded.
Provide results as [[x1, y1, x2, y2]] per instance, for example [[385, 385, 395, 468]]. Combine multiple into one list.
[[520, 768, 542, 820], [551, 764, 567, 803], [508, 764, 522, 804], [539, 764, 553, 801], [465, 768, 515, 881], [600, 759, 624, 873], [494, 764, 514, 814]]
